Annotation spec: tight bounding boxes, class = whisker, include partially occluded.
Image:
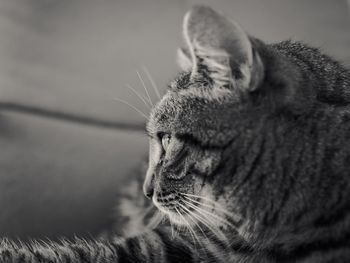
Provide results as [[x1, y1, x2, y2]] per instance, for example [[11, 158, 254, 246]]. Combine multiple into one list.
[[178, 203, 209, 243], [142, 65, 161, 99], [136, 70, 153, 107], [182, 204, 234, 245], [168, 214, 176, 239], [182, 199, 234, 229], [180, 211, 206, 247], [183, 203, 228, 242], [179, 200, 226, 239], [182, 195, 237, 220], [125, 83, 151, 108], [181, 193, 239, 221], [179, 206, 232, 261], [113, 97, 149, 120], [182, 193, 221, 206], [174, 207, 198, 244], [178, 207, 201, 245], [188, 207, 218, 230]]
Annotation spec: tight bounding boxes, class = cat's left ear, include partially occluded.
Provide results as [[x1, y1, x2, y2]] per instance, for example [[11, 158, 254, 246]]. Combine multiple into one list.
[[179, 5, 264, 96]]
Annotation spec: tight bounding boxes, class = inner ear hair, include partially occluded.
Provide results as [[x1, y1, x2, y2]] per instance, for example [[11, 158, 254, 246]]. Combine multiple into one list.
[[193, 42, 233, 89]]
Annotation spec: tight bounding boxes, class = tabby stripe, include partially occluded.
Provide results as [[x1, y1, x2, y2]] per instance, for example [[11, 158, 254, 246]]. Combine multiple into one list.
[[236, 135, 266, 191], [154, 229, 195, 263], [110, 239, 131, 263]]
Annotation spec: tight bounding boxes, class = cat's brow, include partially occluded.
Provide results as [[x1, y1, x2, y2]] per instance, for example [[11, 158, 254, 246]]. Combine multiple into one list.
[[176, 133, 230, 150], [176, 133, 210, 149]]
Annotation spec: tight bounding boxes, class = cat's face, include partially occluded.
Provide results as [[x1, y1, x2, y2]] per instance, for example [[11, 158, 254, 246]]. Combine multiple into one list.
[[145, 75, 238, 226], [143, 6, 305, 232], [143, 6, 265, 229]]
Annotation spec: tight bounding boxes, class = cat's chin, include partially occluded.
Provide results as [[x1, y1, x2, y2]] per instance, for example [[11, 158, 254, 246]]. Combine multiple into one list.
[[152, 196, 194, 227]]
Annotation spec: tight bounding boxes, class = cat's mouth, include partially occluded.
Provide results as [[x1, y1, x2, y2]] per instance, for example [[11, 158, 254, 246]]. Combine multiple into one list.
[[153, 192, 240, 231]]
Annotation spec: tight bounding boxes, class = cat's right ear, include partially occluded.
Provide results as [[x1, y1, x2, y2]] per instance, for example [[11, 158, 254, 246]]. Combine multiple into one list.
[[180, 5, 264, 99]]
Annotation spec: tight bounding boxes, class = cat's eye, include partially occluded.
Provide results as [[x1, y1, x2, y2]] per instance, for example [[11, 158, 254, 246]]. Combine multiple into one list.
[[161, 134, 171, 151]]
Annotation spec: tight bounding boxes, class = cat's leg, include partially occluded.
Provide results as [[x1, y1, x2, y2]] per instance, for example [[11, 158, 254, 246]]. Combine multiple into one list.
[[0, 228, 199, 263]]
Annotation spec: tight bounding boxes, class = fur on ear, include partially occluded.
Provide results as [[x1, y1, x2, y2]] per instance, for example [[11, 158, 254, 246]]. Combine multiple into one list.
[[180, 5, 263, 95]]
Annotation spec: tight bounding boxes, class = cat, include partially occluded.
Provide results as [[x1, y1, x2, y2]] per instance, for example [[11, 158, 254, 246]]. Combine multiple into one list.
[[1, 4, 350, 263]]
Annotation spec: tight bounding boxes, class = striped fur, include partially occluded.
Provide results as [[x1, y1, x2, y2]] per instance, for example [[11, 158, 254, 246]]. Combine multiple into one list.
[[0, 229, 197, 263], [0, 228, 259, 263], [1, 5, 350, 263], [144, 5, 350, 263]]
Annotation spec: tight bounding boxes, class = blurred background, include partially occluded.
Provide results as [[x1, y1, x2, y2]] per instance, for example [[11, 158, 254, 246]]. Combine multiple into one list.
[[0, 0, 349, 240]]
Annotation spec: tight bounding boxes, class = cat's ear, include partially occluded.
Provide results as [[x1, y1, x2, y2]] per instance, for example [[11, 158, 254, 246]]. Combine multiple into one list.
[[182, 5, 263, 95]]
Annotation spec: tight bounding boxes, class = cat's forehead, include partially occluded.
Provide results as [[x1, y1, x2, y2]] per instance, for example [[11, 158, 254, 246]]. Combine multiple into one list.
[[147, 90, 198, 135], [149, 75, 213, 131], [146, 76, 238, 145]]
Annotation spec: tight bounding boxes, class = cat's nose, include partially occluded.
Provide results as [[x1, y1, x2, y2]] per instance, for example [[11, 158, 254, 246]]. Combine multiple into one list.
[[143, 176, 154, 199], [143, 184, 154, 199]]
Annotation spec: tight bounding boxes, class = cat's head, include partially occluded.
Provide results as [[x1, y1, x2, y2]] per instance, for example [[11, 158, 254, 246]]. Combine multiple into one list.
[[143, 5, 317, 237]]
